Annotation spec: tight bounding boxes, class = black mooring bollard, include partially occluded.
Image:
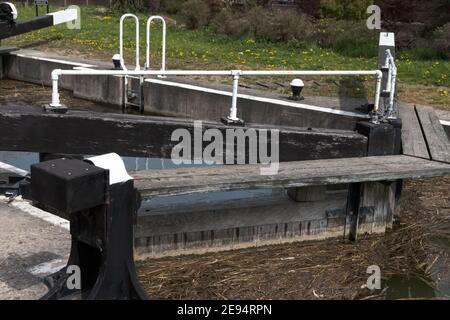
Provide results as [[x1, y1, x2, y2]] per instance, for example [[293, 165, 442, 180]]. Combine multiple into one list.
[[29, 156, 147, 300]]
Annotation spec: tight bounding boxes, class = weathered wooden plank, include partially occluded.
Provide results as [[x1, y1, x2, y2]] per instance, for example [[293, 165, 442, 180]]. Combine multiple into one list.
[[398, 103, 430, 159], [135, 218, 341, 259], [415, 105, 450, 163], [137, 191, 347, 237], [345, 183, 361, 241], [359, 181, 394, 235], [345, 180, 397, 241], [287, 186, 326, 202], [0, 103, 367, 160], [133, 155, 450, 198]]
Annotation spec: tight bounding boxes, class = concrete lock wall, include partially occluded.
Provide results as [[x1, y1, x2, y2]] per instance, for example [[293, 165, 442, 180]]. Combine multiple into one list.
[[4, 52, 124, 107], [143, 79, 367, 129], [4, 50, 370, 130]]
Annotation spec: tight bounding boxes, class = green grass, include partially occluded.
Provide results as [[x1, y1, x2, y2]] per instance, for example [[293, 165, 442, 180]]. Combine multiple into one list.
[[5, 6, 450, 92]]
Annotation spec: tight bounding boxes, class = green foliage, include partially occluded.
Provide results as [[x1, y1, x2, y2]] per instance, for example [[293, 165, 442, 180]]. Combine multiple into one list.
[[112, 0, 144, 13], [180, 0, 210, 29], [4, 6, 450, 89], [163, 0, 185, 14], [320, 0, 372, 20], [268, 10, 314, 42], [433, 23, 450, 59], [212, 6, 314, 43], [314, 19, 378, 58]]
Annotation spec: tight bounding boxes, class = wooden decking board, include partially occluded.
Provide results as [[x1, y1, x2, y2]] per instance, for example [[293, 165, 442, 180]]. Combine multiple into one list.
[[133, 155, 450, 198], [415, 105, 450, 163], [398, 103, 430, 159]]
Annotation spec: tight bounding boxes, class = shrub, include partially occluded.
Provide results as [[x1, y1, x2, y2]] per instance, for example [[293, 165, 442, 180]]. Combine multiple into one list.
[[314, 19, 378, 58], [433, 23, 450, 59], [211, 8, 249, 37], [212, 7, 314, 42], [270, 10, 314, 42], [206, 0, 228, 20], [112, 0, 144, 13], [145, 0, 162, 12], [244, 6, 273, 39], [162, 0, 185, 14], [320, 0, 372, 20], [180, 0, 210, 30]]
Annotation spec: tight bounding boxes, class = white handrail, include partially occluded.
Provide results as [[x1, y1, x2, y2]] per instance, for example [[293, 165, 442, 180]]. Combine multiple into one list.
[[49, 68, 382, 123], [51, 69, 380, 77], [385, 49, 397, 118], [119, 13, 140, 71], [146, 16, 166, 71]]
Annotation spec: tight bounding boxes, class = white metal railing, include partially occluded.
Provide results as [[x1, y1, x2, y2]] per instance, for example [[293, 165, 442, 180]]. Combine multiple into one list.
[[146, 15, 166, 72], [119, 13, 140, 71], [49, 68, 383, 123], [118, 14, 167, 72], [103, 14, 384, 122], [118, 14, 167, 111], [383, 49, 397, 119]]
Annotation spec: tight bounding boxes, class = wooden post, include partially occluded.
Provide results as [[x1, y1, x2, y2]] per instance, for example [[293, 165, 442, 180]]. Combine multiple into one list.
[[346, 183, 361, 241], [346, 119, 399, 241]]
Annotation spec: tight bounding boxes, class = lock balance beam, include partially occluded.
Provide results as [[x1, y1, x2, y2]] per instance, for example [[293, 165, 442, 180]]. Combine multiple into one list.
[[29, 154, 147, 300]]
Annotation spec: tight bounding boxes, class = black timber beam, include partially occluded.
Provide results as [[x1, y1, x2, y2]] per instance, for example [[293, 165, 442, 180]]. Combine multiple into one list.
[[0, 104, 368, 160], [0, 15, 53, 40]]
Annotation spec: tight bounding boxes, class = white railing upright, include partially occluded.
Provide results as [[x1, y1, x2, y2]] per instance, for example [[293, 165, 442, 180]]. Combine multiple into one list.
[[119, 13, 140, 71], [145, 16, 166, 72], [384, 49, 397, 119]]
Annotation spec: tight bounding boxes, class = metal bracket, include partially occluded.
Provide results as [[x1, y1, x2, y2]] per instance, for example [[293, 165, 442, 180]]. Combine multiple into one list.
[[43, 104, 68, 114], [0, 175, 30, 198]]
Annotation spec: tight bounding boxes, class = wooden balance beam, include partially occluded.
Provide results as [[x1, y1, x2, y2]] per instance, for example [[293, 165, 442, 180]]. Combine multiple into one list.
[[0, 103, 367, 160], [132, 154, 450, 256], [0, 8, 77, 40], [132, 155, 450, 198], [130, 104, 450, 255]]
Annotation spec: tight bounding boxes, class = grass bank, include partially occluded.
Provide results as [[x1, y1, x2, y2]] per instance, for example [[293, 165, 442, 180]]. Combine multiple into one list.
[[4, 5, 450, 108]]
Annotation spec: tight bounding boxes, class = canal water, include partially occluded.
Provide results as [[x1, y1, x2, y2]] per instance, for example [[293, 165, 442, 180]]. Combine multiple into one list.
[[0, 79, 448, 299]]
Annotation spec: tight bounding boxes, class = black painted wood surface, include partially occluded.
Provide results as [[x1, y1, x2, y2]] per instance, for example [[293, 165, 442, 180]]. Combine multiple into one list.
[[0, 15, 53, 40], [0, 103, 368, 160]]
